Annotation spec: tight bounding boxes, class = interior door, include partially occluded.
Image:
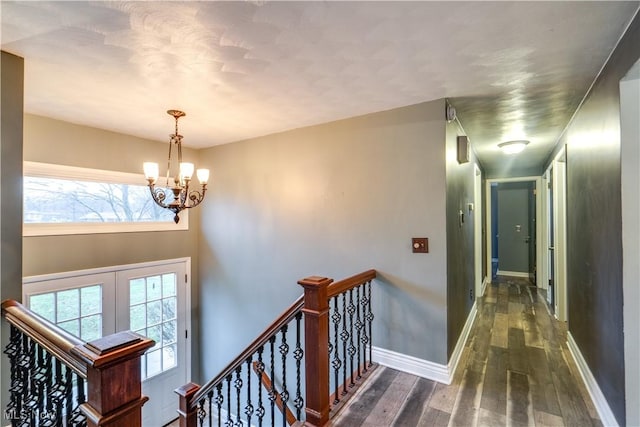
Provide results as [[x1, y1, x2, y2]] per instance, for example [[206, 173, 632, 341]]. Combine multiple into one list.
[[548, 167, 555, 308], [497, 182, 531, 276], [116, 261, 188, 427]]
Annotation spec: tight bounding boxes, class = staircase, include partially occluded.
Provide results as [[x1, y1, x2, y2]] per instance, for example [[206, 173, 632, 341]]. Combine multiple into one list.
[[1, 269, 377, 427]]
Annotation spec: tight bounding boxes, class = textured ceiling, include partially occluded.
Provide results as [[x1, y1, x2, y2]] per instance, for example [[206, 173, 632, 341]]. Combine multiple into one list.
[[2, 1, 638, 176]]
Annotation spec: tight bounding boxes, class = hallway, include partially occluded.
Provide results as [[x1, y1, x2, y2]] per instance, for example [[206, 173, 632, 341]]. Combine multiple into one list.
[[332, 277, 601, 426]]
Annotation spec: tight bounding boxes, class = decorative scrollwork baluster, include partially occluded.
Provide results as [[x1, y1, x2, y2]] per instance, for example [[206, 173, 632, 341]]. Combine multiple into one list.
[[207, 389, 214, 427], [255, 346, 265, 427], [293, 311, 304, 418], [225, 374, 233, 427], [340, 293, 349, 396], [215, 383, 224, 427], [279, 325, 290, 427], [360, 282, 370, 373], [245, 357, 254, 426], [347, 289, 357, 387], [234, 367, 242, 427], [355, 285, 363, 380], [366, 280, 374, 367], [331, 296, 342, 404], [268, 336, 276, 425]]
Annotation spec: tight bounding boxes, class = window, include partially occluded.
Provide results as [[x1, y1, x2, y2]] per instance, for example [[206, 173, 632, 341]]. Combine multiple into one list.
[[30, 284, 103, 342], [23, 162, 187, 235]]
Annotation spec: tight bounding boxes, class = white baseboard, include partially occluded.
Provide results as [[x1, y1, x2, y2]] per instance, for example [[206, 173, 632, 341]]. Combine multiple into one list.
[[372, 301, 478, 386], [567, 332, 619, 427], [497, 270, 529, 278], [372, 346, 449, 384], [447, 301, 478, 383], [481, 277, 488, 297]]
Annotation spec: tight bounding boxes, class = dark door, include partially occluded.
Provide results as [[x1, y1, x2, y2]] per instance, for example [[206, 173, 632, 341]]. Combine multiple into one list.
[[497, 182, 532, 276]]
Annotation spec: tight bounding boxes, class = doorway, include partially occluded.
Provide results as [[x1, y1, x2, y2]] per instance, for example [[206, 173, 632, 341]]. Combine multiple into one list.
[[544, 149, 567, 321], [486, 177, 543, 287], [23, 258, 191, 427]]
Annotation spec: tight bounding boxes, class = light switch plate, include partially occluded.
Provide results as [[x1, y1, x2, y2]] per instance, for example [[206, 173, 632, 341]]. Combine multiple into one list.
[[412, 238, 429, 253]]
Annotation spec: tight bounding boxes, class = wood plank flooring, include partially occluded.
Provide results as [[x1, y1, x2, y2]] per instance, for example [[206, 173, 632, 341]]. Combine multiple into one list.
[[331, 277, 601, 427]]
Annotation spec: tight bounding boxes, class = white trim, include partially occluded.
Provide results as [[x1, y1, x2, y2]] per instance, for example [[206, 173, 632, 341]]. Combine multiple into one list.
[[481, 276, 488, 297], [372, 301, 478, 386], [567, 332, 619, 427], [372, 346, 449, 384], [486, 176, 543, 287], [497, 270, 530, 278], [23, 257, 192, 284], [447, 301, 478, 383]]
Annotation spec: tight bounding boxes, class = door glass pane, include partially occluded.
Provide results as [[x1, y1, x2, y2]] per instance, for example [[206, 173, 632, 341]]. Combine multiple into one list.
[[29, 284, 103, 341], [130, 273, 179, 379]]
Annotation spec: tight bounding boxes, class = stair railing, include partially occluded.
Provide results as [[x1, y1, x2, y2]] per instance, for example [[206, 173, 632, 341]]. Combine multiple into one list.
[[177, 269, 376, 427], [1, 300, 154, 427]]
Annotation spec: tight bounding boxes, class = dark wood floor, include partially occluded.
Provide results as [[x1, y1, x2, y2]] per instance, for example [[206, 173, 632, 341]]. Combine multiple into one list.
[[332, 277, 601, 427]]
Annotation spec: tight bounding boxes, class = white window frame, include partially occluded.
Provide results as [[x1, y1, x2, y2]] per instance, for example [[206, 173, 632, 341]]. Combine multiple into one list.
[[23, 161, 188, 236], [22, 257, 192, 384]]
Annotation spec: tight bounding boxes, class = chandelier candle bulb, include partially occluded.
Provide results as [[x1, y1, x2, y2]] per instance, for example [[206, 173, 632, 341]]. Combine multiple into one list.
[[143, 162, 159, 182], [196, 168, 210, 185], [180, 162, 194, 180]]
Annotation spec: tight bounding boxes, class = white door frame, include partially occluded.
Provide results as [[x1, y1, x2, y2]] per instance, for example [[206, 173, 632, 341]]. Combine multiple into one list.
[[485, 176, 543, 285], [474, 164, 484, 298], [545, 149, 568, 321]]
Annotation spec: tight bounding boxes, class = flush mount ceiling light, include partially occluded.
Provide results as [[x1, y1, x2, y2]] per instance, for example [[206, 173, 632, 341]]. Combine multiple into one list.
[[143, 110, 209, 224], [498, 140, 529, 155]]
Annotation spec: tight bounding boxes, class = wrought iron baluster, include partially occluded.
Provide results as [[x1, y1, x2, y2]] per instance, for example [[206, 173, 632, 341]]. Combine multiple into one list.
[[347, 289, 357, 387], [355, 285, 363, 380], [360, 283, 370, 373], [340, 293, 348, 396], [215, 383, 224, 427], [279, 325, 289, 427], [256, 346, 265, 427], [207, 390, 214, 427], [331, 296, 342, 404], [245, 357, 254, 426], [268, 336, 276, 425], [366, 280, 374, 367], [64, 365, 74, 425], [226, 374, 232, 427], [293, 312, 304, 418], [234, 367, 242, 427], [197, 400, 205, 427]]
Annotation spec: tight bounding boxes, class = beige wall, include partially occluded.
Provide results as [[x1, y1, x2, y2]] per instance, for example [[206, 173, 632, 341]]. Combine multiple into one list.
[[22, 114, 202, 381], [197, 100, 449, 379]]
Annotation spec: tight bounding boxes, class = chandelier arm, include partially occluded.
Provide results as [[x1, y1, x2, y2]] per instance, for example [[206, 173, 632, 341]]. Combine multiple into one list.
[[148, 184, 170, 209], [183, 186, 207, 209]]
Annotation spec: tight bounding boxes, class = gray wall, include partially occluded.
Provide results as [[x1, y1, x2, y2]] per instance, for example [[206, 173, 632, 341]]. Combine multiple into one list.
[[549, 12, 640, 426], [21, 114, 202, 382], [1, 50, 24, 417], [445, 119, 477, 357], [197, 100, 449, 379]]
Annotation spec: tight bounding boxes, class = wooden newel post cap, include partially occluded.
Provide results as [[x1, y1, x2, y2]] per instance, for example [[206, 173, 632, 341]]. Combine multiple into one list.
[[297, 276, 333, 288]]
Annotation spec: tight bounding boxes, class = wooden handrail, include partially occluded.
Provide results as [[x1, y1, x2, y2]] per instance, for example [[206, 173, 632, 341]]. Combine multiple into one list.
[[190, 294, 305, 406], [327, 269, 376, 299], [1, 299, 87, 377], [2, 299, 155, 427]]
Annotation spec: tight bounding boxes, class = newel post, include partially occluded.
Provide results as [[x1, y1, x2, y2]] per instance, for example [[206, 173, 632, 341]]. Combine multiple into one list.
[[298, 276, 333, 427], [175, 382, 200, 427], [71, 331, 155, 427]]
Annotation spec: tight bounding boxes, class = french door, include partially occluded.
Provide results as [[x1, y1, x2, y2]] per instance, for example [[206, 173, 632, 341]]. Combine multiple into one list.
[[23, 258, 190, 427]]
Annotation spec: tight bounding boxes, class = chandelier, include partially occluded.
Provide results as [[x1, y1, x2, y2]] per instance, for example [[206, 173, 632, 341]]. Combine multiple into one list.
[[143, 110, 209, 224]]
